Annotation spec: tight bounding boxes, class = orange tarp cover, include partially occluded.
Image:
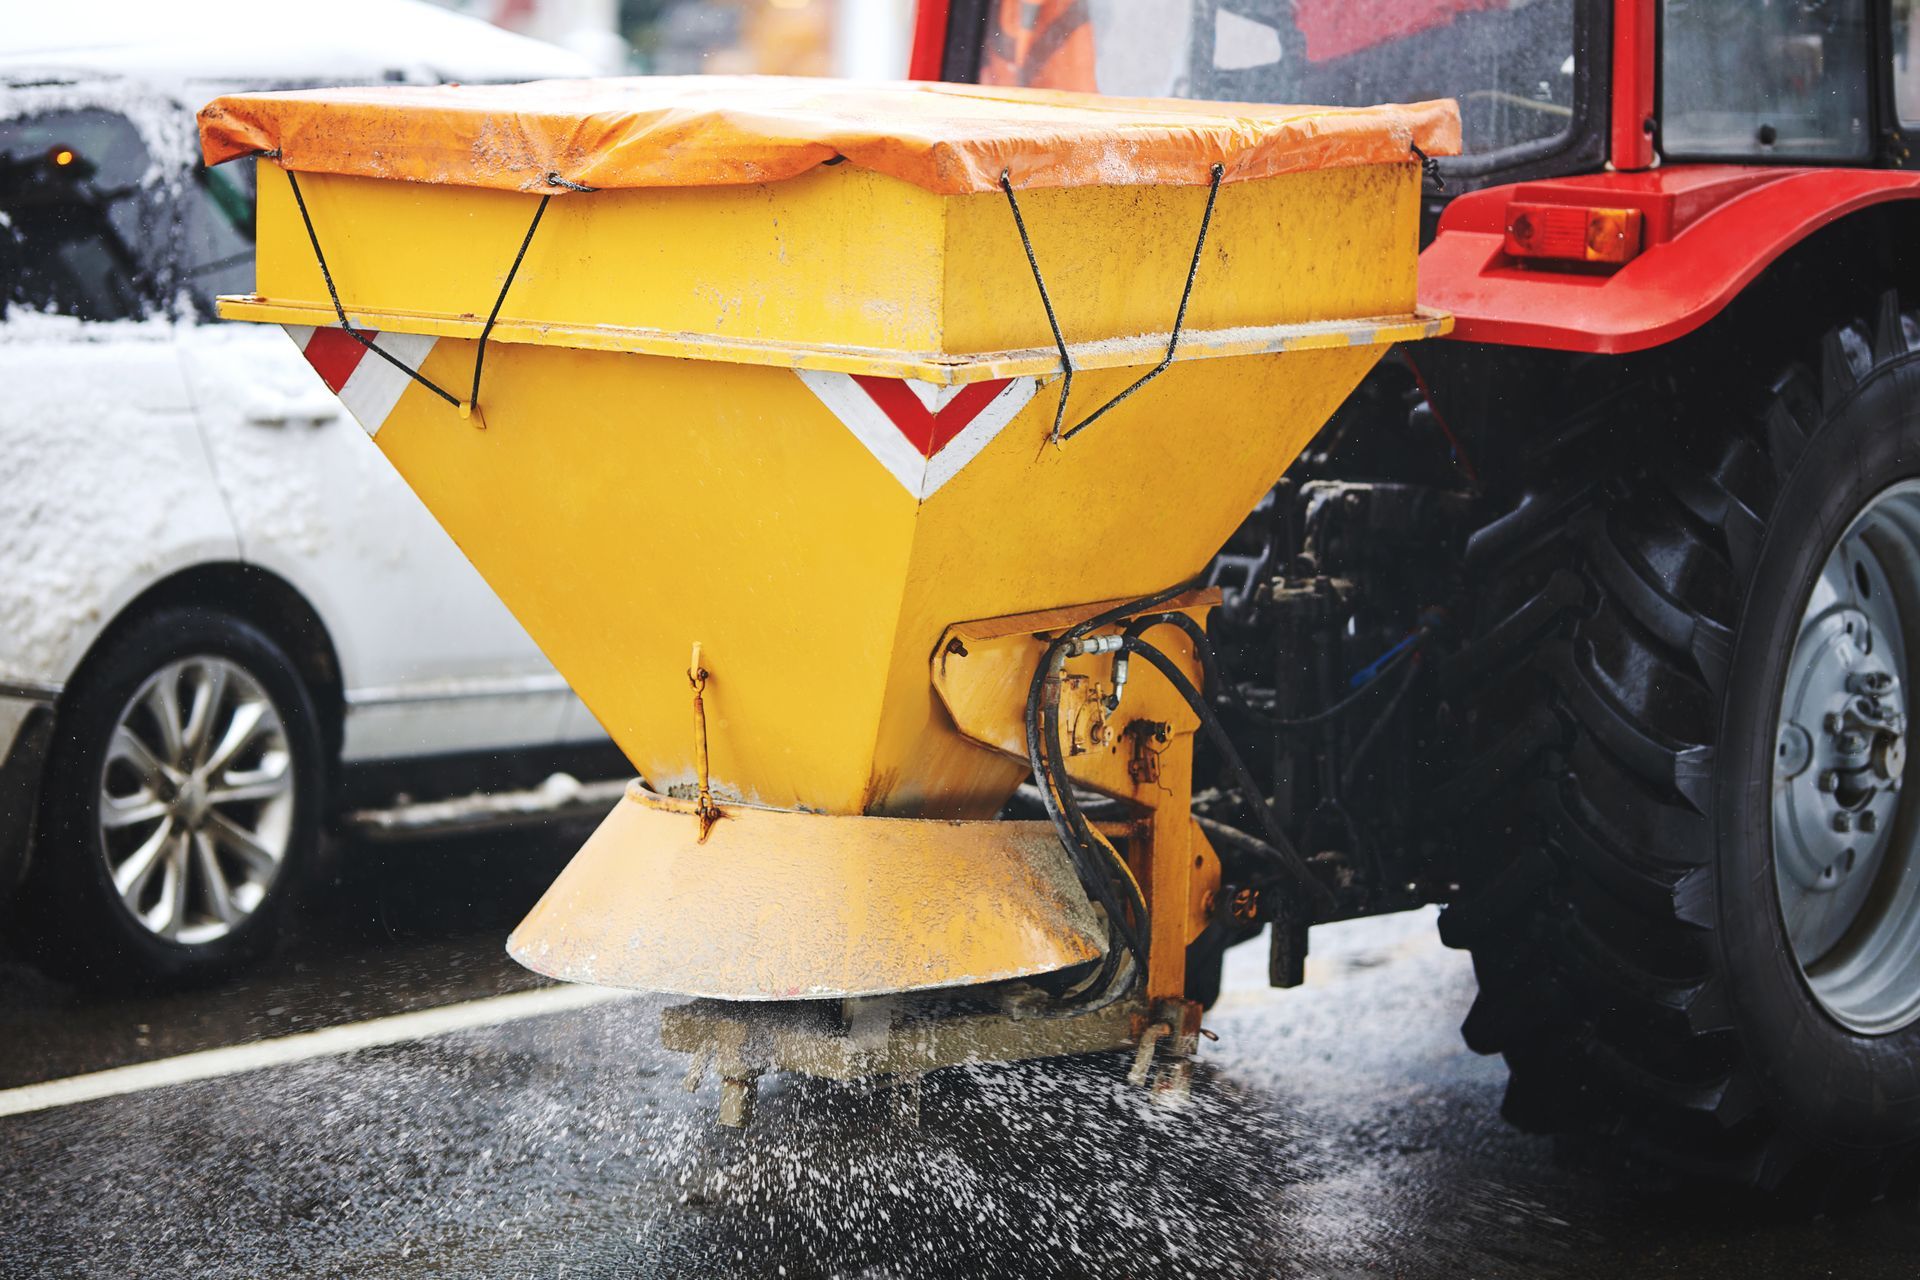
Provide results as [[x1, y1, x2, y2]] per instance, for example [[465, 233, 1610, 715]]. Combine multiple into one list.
[[199, 75, 1459, 197]]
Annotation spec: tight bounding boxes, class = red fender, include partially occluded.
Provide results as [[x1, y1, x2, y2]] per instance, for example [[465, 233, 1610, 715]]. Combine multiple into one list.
[[1421, 165, 1920, 354]]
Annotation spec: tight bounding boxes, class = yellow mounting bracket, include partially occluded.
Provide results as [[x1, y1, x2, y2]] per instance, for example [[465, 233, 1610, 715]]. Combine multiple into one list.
[[931, 591, 1223, 1005]]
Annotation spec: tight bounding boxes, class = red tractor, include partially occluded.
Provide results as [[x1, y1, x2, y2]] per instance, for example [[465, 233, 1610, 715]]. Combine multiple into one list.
[[917, 0, 1920, 1195]]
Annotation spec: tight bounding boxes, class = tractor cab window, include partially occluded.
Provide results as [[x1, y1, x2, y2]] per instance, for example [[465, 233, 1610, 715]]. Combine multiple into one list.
[[0, 109, 163, 322], [1661, 0, 1871, 159], [1894, 0, 1920, 127], [980, 0, 1579, 159]]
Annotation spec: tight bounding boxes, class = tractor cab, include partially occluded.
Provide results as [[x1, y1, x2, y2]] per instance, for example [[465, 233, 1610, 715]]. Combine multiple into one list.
[[929, 1, 1901, 191]]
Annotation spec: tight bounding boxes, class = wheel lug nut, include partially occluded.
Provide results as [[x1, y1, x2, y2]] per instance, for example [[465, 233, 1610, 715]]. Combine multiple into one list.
[[1833, 812, 1853, 832], [1818, 770, 1839, 793], [1825, 712, 1845, 735], [1859, 810, 1879, 834]]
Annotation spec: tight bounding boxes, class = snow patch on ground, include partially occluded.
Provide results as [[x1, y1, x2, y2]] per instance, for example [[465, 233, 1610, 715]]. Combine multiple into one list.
[[0, 310, 178, 344], [347, 773, 628, 834]]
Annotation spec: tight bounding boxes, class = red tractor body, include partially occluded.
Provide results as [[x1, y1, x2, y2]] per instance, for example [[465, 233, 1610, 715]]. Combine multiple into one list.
[[913, 0, 1920, 1194], [915, 0, 1920, 355]]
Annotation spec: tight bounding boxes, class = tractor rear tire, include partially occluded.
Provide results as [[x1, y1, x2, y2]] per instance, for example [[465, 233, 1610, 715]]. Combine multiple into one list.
[[1441, 295, 1920, 1195]]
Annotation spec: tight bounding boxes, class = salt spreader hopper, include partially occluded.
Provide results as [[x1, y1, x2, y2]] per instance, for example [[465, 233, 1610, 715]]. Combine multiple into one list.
[[200, 77, 1457, 1121]]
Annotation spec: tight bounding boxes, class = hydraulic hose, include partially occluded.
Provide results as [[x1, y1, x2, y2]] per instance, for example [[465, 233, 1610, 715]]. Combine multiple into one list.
[[1125, 610, 1426, 734], [1022, 581, 1377, 1005], [1022, 582, 1198, 995], [1034, 658, 1144, 972], [1117, 635, 1339, 918]]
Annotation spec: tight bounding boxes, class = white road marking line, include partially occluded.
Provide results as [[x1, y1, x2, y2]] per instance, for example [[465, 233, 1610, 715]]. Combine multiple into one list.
[[0, 982, 635, 1120]]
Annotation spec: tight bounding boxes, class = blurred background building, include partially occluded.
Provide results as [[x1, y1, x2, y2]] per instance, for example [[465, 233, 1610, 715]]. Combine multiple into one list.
[[428, 0, 916, 77]]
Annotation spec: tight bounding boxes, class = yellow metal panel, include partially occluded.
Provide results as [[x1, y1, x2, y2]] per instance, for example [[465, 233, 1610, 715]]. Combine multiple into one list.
[[245, 160, 1420, 363], [940, 164, 1422, 353], [507, 784, 1106, 999], [374, 338, 921, 813], [365, 334, 1381, 823], [1187, 820, 1222, 948], [255, 163, 950, 356], [220, 292, 1450, 384], [1142, 734, 1197, 999]]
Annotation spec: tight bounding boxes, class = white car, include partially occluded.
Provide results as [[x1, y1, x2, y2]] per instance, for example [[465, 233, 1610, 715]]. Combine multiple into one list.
[[0, 1, 625, 987]]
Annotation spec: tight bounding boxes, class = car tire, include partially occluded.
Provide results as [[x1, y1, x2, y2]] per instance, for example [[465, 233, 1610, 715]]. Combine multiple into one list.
[[1440, 294, 1920, 1195], [21, 606, 325, 989]]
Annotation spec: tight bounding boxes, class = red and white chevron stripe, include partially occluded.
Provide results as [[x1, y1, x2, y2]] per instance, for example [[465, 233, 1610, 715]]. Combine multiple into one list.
[[284, 325, 1035, 494], [797, 371, 1038, 500], [283, 324, 440, 438]]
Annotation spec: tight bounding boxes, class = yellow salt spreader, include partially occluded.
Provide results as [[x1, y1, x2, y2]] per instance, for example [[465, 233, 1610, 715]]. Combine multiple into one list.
[[199, 76, 1457, 1124]]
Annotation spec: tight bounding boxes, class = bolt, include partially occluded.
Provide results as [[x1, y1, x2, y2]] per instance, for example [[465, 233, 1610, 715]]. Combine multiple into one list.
[[1778, 722, 1814, 777], [1818, 770, 1839, 793], [1833, 812, 1853, 833], [1860, 810, 1879, 834], [1826, 712, 1845, 735]]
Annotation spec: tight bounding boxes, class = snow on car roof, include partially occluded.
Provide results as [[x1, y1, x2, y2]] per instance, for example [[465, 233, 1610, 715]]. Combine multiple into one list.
[[0, 0, 593, 91]]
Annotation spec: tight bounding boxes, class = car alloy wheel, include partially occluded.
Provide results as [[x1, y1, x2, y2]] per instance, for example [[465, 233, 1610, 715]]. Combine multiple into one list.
[[98, 656, 296, 945]]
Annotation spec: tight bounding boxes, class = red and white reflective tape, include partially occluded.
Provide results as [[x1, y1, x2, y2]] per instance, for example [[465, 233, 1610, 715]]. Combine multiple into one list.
[[797, 371, 1038, 500], [284, 324, 1035, 487], [283, 325, 440, 438]]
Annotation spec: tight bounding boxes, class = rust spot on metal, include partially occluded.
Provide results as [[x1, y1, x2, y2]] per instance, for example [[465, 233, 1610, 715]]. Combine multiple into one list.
[[860, 766, 901, 816], [688, 642, 724, 842]]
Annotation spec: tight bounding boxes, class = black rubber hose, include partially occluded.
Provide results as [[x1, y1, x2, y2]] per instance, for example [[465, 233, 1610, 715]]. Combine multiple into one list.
[[1119, 634, 1339, 918], [1021, 582, 1199, 986], [1126, 609, 1425, 734], [1041, 677, 1144, 967]]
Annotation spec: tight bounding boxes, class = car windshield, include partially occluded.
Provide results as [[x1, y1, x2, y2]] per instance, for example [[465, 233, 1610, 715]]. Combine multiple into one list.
[[0, 108, 159, 321], [981, 0, 1578, 158]]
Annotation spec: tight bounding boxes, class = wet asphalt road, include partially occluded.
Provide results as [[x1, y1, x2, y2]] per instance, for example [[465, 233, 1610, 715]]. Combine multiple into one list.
[[4, 826, 1920, 1279]]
